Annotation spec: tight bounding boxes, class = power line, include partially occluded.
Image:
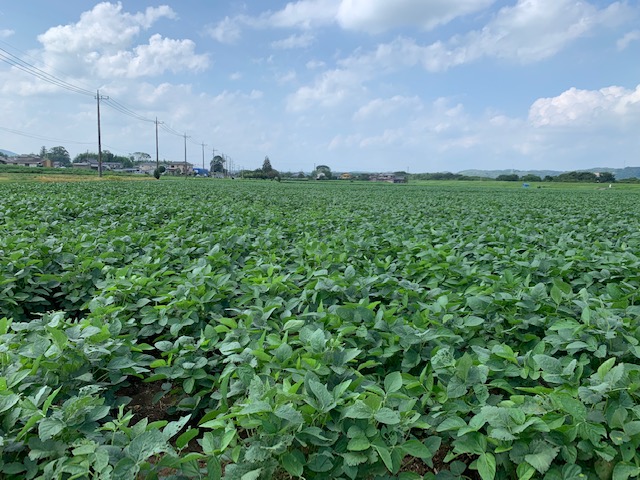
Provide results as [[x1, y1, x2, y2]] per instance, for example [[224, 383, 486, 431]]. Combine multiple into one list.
[[159, 123, 184, 137], [0, 125, 93, 145], [103, 98, 155, 123], [0, 48, 94, 97], [0, 46, 225, 166], [0, 39, 97, 94]]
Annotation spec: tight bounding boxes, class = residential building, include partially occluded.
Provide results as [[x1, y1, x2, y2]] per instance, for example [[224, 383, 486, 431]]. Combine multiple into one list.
[[166, 162, 194, 175], [370, 173, 408, 183], [4, 155, 44, 167]]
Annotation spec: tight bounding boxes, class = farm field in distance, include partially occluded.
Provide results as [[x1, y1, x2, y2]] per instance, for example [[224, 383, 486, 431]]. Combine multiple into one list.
[[2, 179, 640, 480]]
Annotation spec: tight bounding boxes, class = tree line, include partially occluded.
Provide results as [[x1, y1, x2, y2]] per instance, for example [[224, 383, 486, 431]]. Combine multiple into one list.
[[495, 171, 616, 183]]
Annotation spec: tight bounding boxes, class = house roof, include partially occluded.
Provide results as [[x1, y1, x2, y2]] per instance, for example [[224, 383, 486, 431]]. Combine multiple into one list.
[[7, 157, 43, 165]]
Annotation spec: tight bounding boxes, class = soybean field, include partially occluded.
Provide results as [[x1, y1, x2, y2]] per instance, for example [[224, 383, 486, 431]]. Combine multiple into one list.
[[2, 180, 640, 480]]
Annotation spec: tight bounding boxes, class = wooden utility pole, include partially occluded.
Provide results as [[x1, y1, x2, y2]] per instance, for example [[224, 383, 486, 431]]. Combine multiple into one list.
[[183, 133, 190, 175], [201, 142, 207, 170], [155, 117, 163, 172], [95, 90, 109, 177]]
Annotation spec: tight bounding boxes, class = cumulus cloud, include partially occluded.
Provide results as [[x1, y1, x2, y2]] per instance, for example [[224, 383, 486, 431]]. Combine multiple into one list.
[[93, 34, 209, 78], [31, 2, 208, 80], [38, 2, 176, 53], [336, 0, 495, 33], [529, 84, 640, 128], [0, 29, 14, 38]]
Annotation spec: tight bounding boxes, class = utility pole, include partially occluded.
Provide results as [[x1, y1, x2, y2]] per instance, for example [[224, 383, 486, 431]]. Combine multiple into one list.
[[201, 142, 207, 171], [155, 117, 163, 173], [183, 133, 190, 176], [95, 89, 109, 177]]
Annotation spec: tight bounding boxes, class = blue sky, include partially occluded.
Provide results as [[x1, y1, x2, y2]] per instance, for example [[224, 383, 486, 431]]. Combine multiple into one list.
[[0, 1, 639, 173]]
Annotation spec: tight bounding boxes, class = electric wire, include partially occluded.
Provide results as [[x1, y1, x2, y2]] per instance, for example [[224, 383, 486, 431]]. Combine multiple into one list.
[[0, 39, 97, 94], [103, 98, 155, 123], [159, 123, 185, 137], [0, 48, 94, 97], [0, 125, 94, 145], [0, 46, 213, 160]]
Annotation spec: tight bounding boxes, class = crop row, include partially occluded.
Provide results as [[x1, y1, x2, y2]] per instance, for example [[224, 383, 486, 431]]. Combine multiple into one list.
[[1, 181, 640, 479]]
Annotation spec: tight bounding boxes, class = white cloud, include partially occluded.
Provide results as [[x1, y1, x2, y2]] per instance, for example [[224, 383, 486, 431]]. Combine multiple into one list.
[[93, 34, 209, 78], [353, 95, 422, 121], [28, 3, 208, 80], [269, 0, 340, 29], [456, 0, 623, 64], [336, 0, 631, 73], [336, 0, 495, 33], [230, 72, 242, 80], [617, 30, 640, 50], [0, 29, 13, 38], [286, 68, 365, 111], [37, 2, 176, 53], [271, 32, 315, 49], [306, 59, 326, 69], [529, 84, 640, 128], [276, 70, 298, 84], [206, 16, 243, 44], [207, 0, 338, 42]]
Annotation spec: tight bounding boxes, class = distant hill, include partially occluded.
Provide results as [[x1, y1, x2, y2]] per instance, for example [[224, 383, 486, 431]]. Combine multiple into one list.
[[580, 167, 640, 180], [458, 169, 562, 178], [457, 167, 640, 180], [0, 149, 17, 157]]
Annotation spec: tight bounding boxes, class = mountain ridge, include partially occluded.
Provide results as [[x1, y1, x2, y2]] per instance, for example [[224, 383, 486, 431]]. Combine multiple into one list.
[[457, 166, 640, 180]]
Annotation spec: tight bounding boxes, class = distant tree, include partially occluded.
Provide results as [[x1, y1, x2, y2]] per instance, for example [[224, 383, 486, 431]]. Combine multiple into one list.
[[39, 146, 47, 158], [210, 155, 225, 174], [262, 156, 273, 173], [555, 171, 597, 183], [153, 165, 166, 179], [261, 156, 279, 179], [313, 164, 332, 180], [48, 146, 71, 166], [619, 177, 640, 184], [132, 152, 151, 163], [102, 150, 115, 163], [597, 172, 615, 183], [112, 154, 133, 168], [521, 174, 542, 182], [73, 152, 98, 163], [543, 175, 554, 182], [423, 172, 463, 180], [496, 174, 520, 181]]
